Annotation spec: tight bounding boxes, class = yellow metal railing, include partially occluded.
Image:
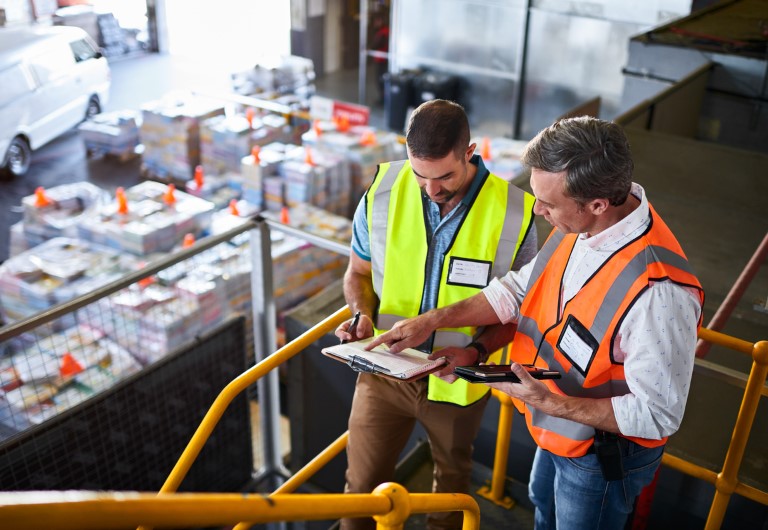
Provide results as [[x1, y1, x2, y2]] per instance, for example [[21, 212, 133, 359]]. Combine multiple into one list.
[[666, 329, 768, 530], [156, 305, 351, 495], [3, 304, 764, 530], [0, 483, 480, 530], [476, 389, 517, 508], [476, 327, 768, 529]]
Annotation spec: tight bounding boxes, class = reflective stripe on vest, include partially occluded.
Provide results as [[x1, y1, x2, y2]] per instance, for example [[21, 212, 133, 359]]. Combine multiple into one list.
[[369, 161, 531, 293], [367, 159, 535, 406], [511, 204, 704, 456]]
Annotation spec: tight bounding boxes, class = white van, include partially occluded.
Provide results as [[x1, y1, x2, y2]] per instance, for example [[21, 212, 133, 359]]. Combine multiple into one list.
[[0, 25, 111, 177]]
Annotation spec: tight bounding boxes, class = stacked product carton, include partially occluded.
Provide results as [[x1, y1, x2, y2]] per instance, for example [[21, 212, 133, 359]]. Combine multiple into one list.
[[200, 113, 294, 177], [264, 204, 351, 313], [183, 165, 238, 210], [80, 283, 202, 366], [78, 110, 141, 157], [77, 181, 215, 256], [0, 238, 138, 327], [0, 324, 142, 437], [10, 182, 108, 255], [139, 94, 224, 181], [301, 123, 404, 215], [200, 114, 254, 176], [279, 147, 350, 214], [230, 54, 316, 101]]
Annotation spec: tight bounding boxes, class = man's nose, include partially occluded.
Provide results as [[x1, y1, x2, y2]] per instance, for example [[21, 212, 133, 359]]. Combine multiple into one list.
[[533, 200, 546, 215], [425, 180, 441, 197]]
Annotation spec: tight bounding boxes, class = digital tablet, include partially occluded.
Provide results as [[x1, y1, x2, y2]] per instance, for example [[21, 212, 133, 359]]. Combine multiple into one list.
[[453, 364, 561, 383]]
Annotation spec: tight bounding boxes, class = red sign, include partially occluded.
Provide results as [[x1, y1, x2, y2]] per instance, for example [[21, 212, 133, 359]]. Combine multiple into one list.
[[310, 96, 370, 126], [331, 101, 370, 126]]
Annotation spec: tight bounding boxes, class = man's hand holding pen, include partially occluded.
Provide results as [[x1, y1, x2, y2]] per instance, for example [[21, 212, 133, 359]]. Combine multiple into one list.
[[335, 311, 374, 344]]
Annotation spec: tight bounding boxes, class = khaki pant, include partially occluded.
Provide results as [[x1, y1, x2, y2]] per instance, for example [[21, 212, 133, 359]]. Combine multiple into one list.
[[341, 373, 489, 530]]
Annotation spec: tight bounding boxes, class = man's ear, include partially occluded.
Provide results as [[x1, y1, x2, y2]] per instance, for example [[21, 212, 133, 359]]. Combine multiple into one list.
[[589, 198, 610, 215], [466, 143, 477, 161]]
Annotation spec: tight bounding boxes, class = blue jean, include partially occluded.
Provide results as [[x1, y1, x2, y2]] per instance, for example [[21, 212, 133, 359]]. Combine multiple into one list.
[[529, 442, 664, 530]]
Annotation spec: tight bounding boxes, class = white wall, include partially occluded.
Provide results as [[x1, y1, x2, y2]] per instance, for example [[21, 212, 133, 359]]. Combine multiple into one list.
[[162, 0, 290, 70]]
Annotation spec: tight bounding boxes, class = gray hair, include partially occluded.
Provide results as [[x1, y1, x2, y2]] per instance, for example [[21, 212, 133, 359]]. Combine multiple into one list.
[[522, 117, 633, 206]]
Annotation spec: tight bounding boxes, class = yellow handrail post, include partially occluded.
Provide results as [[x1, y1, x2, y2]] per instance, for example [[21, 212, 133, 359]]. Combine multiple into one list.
[[273, 431, 350, 494], [705, 340, 768, 530], [409, 490, 482, 530], [477, 389, 516, 509], [373, 483, 410, 530]]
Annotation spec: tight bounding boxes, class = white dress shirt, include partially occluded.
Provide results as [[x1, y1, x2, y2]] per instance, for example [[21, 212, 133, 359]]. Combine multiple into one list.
[[483, 183, 702, 439]]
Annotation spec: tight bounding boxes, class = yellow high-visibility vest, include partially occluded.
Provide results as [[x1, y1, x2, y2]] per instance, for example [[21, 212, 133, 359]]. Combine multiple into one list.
[[366, 159, 535, 405]]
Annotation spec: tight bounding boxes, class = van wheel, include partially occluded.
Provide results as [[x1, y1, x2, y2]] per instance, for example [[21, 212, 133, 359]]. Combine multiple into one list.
[[2, 136, 31, 178], [85, 96, 101, 121]]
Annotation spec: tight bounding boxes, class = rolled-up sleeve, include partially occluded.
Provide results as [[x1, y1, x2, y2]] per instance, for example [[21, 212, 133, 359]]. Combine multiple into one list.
[[482, 256, 535, 324], [611, 282, 702, 439]]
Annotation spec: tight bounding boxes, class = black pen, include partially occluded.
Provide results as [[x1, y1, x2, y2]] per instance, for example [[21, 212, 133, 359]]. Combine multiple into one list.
[[341, 311, 361, 344]]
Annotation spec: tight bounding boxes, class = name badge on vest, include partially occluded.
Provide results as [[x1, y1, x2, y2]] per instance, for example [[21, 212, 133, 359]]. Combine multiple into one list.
[[447, 257, 492, 288], [557, 315, 599, 376]]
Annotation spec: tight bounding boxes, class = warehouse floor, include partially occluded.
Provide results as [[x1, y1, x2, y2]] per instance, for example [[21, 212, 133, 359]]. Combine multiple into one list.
[[0, 52, 767, 528]]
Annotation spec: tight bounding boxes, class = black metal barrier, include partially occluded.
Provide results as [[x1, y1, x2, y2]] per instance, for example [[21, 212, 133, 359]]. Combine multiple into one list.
[[0, 316, 251, 493]]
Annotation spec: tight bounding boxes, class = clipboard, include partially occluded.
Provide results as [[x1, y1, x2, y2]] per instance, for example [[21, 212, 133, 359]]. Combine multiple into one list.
[[322, 338, 447, 382]]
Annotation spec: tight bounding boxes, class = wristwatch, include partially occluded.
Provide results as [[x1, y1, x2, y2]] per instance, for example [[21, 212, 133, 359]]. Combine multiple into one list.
[[467, 341, 490, 365]]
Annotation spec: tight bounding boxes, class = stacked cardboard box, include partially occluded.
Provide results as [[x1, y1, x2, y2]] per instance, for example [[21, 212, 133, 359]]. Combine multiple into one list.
[[77, 181, 215, 256], [301, 124, 404, 216], [0, 238, 138, 327], [200, 113, 293, 177], [10, 182, 108, 256], [230, 55, 316, 101], [0, 323, 143, 435], [80, 284, 201, 366], [78, 110, 140, 157], [139, 94, 224, 181]]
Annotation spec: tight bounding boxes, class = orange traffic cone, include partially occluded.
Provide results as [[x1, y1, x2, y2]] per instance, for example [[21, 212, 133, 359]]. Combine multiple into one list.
[[480, 136, 492, 160], [304, 146, 315, 166], [360, 129, 377, 146], [182, 233, 195, 248], [337, 114, 350, 132], [194, 165, 204, 190], [313, 119, 323, 136], [60, 353, 84, 377], [163, 183, 177, 206], [34, 186, 52, 208], [229, 199, 240, 216], [245, 107, 255, 128], [280, 205, 290, 224], [116, 187, 128, 215], [251, 145, 261, 163], [137, 275, 155, 289]]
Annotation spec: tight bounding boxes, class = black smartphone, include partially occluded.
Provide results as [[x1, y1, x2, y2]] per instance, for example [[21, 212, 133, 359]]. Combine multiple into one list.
[[454, 364, 561, 383]]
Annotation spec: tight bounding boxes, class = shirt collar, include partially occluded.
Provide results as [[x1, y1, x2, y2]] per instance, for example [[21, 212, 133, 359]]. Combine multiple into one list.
[[578, 182, 650, 251], [462, 154, 488, 207]]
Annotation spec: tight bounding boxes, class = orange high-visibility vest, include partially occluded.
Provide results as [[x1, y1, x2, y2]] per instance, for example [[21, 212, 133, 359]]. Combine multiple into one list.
[[509, 203, 704, 457]]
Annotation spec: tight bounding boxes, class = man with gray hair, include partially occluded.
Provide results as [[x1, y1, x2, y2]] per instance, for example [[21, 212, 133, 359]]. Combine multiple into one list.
[[369, 117, 704, 529]]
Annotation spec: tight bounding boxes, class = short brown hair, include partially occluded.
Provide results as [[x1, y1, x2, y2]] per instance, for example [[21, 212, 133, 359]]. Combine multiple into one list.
[[406, 99, 470, 160]]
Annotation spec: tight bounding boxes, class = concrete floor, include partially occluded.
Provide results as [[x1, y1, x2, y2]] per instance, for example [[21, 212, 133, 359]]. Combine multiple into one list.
[[1, 52, 767, 528]]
